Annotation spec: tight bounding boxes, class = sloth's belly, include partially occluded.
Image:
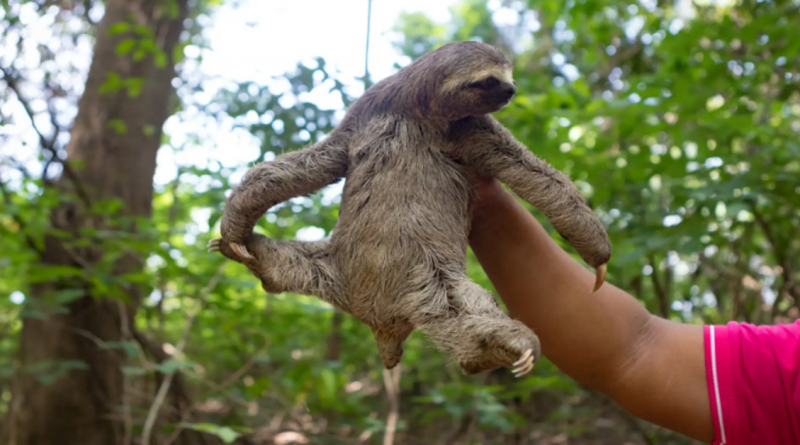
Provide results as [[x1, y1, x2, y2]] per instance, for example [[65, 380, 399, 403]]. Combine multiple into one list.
[[333, 151, 473, 291]]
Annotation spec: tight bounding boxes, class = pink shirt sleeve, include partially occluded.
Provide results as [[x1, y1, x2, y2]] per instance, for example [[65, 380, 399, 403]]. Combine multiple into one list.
[[704, 319, 800, 444]]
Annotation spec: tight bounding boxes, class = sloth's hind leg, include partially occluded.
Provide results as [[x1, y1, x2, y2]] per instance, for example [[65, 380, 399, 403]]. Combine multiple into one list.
[[209, 233, 344, 307], [416, 278, 540, 377]]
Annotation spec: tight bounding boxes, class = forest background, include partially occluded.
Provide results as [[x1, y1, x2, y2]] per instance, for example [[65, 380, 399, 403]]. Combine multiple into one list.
[[1, 0, 799, 443]]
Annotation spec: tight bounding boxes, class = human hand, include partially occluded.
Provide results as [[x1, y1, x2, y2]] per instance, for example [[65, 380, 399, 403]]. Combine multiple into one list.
[[469, 174, 508, 215]]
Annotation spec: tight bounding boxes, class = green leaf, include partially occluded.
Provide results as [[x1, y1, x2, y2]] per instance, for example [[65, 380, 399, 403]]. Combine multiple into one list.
[[54, 288, 84, 304], [122, 366, 148, 377], [133, 49, 147, 62], [115, 38, 136, 56], [125, 77, 144, 98], [98, 72, 123, 95], [107, 119, 127, 135], [154, 50, 168, 69], [27, 265, 83, 283], [99, 341, 139, 358], [155, 359, 194, 375], [164, 0, 180, 19], [108, 22, 131, 36], [133, 24, 153, 37], [180, 423, 241, 444]]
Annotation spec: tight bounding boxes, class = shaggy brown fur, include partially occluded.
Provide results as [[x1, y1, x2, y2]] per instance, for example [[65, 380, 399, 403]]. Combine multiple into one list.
[[209, 41, 611, 376]]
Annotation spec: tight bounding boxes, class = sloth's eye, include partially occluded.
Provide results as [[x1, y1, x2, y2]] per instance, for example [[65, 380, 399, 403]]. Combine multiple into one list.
[[470, 76, 500, 90]]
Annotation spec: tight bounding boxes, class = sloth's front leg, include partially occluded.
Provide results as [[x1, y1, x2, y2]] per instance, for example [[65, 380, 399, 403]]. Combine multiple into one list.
[[208, 234, 346, 308], [454, 115, 611, 292], [216, 136, 349, 261]]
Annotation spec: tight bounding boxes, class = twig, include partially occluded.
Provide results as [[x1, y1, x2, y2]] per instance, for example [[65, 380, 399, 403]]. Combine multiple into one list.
[[597, 41, 644, 80], [206, 344, 268, 394], [0, 67, 92, 207], [648, 256, 670, 318], [155, 168, 183, 334], [325, 311, 343, 360], [42, 144, 92, 208], [131, 329, 196, 414], [41, 97, 63, 183], [0, 68, 56, 150], [382, 365, 401, 445], [445, 372, 490, 445], [162, 343, 268, 445], [445, 407, 476, 445], [751, 204, 797, 318], [1, 155, 36, 181], [163, 409, 195, 445], [118, 302, 133, 445], [0, 158, 92, 267], [618, 408, 656, 445], [364, 0, 373, 88], [579, 385, 656, 445], [140, 266, 224, 445], [68, 324, 111, 349]]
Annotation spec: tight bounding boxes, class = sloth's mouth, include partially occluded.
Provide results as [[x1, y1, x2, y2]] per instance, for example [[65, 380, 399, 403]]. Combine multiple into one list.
[[489, 96, 512, 108], [487, 91, 515, 107]]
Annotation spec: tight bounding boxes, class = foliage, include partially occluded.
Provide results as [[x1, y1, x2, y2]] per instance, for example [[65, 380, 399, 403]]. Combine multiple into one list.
[[2, 0, 799, 443]]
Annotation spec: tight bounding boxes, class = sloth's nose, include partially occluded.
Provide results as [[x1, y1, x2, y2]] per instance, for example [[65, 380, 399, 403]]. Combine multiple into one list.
[[501, 84, 516, 98]]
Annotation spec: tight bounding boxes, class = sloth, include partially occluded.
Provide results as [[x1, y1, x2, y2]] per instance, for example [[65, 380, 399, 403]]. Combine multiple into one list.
[[209, 41, 611, 377]]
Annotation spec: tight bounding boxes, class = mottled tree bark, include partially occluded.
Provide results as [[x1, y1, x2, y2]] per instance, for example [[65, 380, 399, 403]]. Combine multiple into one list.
[[6, 1, 189, 444]]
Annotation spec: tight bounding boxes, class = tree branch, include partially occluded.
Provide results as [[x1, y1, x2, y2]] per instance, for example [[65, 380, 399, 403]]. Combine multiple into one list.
[[206, 344, 268, 394], [133, 329, 210, 445], [751, 204, 797, 318], [597, 41, 644, 80], [140, 266, 224, 445], [0, 67, 92, 207], [649, 256, 670, 318], [381, 365, 401, 445]]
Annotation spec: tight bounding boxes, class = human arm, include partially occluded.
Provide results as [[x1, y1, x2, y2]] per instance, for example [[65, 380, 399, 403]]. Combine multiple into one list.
[[468, 177, 713, 443]]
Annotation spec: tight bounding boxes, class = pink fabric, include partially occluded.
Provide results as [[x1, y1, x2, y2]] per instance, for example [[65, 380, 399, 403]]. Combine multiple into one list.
[[704, 319, 800, 444]]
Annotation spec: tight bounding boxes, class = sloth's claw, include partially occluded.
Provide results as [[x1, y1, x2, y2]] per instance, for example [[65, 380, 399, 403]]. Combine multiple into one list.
[[230, 242, 254, 260], [593, 263, 607, 293], [511, 348, 535, 377], [512, 348, 532, 367]]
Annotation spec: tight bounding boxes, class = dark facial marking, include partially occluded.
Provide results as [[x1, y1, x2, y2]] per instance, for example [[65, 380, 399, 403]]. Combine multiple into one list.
[[469, 76, 501, 90], [467, 75, 516, 103]]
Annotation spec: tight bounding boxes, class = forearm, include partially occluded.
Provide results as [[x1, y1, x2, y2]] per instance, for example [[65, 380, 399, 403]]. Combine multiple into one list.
[[468, 184, 712, 442], [469, 186, 651, 388], [222, 139, 348, 240]]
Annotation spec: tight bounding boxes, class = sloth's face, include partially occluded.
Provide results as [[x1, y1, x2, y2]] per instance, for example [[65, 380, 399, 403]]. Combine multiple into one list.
[[464, 72, 516, 112], [436, 64, 516, 119]]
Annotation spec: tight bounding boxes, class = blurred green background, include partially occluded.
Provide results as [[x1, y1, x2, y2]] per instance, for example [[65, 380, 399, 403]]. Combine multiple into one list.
[[1, 0, 798, 443]]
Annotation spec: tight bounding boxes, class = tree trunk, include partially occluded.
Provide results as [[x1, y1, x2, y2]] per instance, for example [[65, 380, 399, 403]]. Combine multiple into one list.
[[7, 1, 189, 444]]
